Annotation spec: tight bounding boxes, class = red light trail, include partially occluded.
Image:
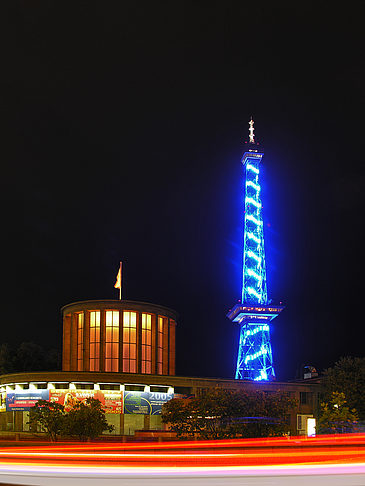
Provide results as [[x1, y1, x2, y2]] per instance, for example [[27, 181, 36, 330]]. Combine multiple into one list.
[[1, 434, 365, 485]]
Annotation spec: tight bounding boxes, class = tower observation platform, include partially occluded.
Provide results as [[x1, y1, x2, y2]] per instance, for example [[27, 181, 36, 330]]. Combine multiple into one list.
[[228, 119, 283, 381]]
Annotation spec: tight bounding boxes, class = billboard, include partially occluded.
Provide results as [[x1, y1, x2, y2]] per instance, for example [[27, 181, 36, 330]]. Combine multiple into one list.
[[49, 389, 122, 414], [4, 388, 172, 415], [6, 390, 49, 411], [123, 391, 174, 415]]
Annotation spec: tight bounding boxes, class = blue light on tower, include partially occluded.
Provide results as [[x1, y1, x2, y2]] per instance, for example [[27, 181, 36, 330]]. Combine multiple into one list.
[[227, 119, 284, 381]]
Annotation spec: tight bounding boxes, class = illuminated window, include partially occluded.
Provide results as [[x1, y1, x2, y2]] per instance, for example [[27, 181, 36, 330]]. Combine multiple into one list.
[[77, 313, 84, 371], [89, 311, 100, 371], [105, 311, 119, 372], [141, 313, 152, 374], [123, 311, 137, 373], [157, 316, 167, 374]]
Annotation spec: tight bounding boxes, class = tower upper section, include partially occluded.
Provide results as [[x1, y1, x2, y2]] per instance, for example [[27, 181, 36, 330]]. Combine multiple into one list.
[[241, 121, 267, 305]]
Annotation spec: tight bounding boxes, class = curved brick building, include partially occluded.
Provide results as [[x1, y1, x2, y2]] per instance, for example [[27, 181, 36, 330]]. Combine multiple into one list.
[[62, 300, 177, 375]]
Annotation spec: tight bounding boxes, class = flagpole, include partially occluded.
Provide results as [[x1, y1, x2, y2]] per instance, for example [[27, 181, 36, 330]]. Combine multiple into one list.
[[119, 261, 122, 301]]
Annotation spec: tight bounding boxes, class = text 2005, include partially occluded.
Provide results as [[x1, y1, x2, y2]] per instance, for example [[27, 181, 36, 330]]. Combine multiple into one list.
[[149, 392, 172, 401]]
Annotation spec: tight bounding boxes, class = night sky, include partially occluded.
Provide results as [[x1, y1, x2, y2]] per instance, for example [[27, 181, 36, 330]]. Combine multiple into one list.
[[1, 2, 364, 381]]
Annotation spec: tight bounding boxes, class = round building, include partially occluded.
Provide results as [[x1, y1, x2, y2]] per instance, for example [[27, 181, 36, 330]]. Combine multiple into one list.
[[62, 300, 177, 375]]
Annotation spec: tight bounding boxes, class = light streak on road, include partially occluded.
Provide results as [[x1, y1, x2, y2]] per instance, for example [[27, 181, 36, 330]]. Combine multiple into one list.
[[1, 434, 365, 485]]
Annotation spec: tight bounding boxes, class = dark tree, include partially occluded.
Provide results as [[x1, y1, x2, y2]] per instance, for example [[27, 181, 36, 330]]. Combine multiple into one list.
[[0, 343, 15, 374], [318, 391, 358, 434], [0, 342, 61, 374], [13, 342, 45, 371], [322, 357, 365, 420]]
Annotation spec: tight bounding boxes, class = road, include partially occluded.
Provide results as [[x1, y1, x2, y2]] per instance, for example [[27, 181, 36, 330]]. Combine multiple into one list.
[[1, 434, 365, 485]]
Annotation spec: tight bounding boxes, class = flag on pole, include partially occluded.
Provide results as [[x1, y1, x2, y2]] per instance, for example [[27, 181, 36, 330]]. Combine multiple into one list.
[[114, 265, 121, 289], [114, 262, 122, 300]]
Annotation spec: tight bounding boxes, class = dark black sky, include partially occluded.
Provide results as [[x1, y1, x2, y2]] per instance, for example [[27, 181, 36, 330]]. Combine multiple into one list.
[[1, 2, 364, 381]]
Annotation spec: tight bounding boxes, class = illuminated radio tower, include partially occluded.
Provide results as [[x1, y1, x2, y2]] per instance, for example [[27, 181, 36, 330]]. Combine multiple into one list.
[[227, 119, 284, 381]]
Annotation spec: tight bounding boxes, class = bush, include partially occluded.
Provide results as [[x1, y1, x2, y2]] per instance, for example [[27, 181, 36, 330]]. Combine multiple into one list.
[[63, 397, 114, 440], [28, 400, 65, 441], [162, 387, 296, 439], [29, 397, 114, 441]]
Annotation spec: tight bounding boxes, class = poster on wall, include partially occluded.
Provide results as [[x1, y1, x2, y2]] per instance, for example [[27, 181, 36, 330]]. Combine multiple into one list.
[[49, 389, 122, 414], [6, 390, 50, 411], [0, 391, 7, 412], [123, 391, 174, 415]]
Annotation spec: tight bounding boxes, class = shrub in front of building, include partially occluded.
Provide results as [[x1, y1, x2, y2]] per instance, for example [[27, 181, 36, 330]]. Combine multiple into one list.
[[162, 387, 297, 439], [29, 398, 114, 441]]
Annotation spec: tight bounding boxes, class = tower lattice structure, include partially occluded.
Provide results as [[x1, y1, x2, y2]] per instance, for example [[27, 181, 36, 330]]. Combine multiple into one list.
[[227, 119, 283, 381]]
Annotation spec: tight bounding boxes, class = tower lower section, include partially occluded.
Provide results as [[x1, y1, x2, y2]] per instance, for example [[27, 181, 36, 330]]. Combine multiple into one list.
[[227, 304, 284, 381], [236, 322, 274, 380]]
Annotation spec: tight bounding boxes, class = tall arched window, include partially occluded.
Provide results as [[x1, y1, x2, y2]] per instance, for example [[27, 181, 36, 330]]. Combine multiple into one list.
[[141, 313, 152, 373], [157, 316, 167, 374], [89, 311, 100, 371], [123, 311, 137, 372], [105, 310, 119, 372], [77, 312, 84, 371]]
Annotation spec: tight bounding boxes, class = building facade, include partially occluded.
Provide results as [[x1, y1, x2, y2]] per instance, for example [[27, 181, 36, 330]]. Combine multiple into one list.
[[0, 370, 320, 437]]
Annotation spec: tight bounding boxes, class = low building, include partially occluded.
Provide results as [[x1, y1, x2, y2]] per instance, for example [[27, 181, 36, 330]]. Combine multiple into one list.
[[0, 299, 320, 437], [0, 373, 320, 437]]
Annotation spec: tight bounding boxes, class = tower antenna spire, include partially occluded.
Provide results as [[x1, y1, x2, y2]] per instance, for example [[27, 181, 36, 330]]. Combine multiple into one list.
[[248, 117, 255, 144]]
